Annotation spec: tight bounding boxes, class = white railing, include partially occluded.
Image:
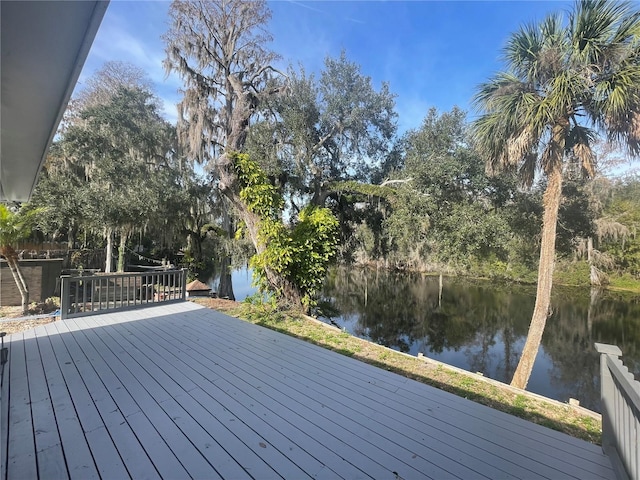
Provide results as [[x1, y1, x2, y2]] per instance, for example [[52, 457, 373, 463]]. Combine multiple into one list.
[[60, 269, 187, 319], [595, 343, 640, 480]]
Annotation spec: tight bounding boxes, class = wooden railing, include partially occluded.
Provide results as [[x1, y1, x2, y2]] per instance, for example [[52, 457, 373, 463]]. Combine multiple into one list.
[[595, 343, 640, 480], [60, 269, 187, 319]]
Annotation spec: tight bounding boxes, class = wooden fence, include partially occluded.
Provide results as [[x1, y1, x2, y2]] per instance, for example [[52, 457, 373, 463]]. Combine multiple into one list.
[[60, 269, 187, 319], [595, 343, 640, 480]]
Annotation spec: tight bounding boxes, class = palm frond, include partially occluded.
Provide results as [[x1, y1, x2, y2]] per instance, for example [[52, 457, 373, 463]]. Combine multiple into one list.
[[567, 125, 597, 177], [507, 127, 537, 167], [472, 112, 510, 175], [472, 73, 528, 111], [473, 0, 640, 187], [504, 22, 543, 81], [607, 110, 640, 156], [519, 152, 538, 188], [570, 0, 630, 64], [574, 142, 596, 177]]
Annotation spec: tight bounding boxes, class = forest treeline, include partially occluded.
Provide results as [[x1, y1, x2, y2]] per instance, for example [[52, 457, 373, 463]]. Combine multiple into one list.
[[23, 61, 640, 291], [8, 0, 637, 300]]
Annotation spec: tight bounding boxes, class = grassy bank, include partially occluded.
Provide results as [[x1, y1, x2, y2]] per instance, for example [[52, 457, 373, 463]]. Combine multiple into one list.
[[386, 258, 640, 293], [194, 297, 603, 445]]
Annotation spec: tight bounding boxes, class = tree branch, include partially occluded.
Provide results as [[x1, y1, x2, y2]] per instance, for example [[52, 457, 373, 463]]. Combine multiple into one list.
[[379, 178, 413, 187]]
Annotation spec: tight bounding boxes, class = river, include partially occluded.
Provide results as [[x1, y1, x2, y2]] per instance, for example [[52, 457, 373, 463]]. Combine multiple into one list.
[[208, 266, 640, 412]]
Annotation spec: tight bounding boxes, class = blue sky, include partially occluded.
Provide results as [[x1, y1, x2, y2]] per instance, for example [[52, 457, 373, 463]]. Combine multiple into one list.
[[78, 0, 569, 133]]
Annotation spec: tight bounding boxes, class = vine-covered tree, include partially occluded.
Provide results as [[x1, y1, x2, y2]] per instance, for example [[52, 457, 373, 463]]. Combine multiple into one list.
[[472, 0, 640, 389]]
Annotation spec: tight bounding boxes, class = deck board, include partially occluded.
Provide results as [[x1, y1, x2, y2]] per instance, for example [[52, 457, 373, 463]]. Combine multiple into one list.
[[153, 313, 496, 479], [31, 328, 100, 480], [6, 333, 37, 480], [83, 315, 289, 479], [89, 309, 355, 479], [134, 309, 437, 478], [22, 329, 67, 480], [173, 317, 530, 479], [178, 308, 608, 479], [1, 301, 617, 479]]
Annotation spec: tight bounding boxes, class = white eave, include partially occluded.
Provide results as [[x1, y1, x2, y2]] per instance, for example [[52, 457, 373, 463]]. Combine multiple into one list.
[[1, 0, 109, 202]]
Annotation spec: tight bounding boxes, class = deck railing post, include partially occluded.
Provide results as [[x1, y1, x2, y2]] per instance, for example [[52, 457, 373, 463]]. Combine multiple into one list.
[[181, 268, 187, 301], [595, 342, 639, 480], [60, 275, 71, 320], [595, 344, 621, 457]]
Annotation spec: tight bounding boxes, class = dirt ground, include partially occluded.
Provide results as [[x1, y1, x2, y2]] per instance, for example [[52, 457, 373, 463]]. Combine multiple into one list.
[[0, 302, 60, 335], [193, 297, 239, 312]]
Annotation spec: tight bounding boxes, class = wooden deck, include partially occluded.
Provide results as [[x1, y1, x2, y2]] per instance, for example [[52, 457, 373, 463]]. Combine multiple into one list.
[[1, 302, 616, 479]]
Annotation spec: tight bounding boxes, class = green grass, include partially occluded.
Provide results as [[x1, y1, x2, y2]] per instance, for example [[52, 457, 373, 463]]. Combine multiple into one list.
[[608, 273, 640, 292]]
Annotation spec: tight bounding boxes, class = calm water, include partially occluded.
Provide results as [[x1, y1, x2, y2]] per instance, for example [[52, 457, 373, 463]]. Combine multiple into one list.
[[209, 266, 640, 412]]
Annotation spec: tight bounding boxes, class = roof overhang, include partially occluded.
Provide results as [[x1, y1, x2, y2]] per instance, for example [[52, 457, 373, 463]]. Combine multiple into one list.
[[1, 0, 109, 202]]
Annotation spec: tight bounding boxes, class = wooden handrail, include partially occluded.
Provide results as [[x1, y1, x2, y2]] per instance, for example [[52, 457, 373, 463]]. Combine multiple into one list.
[[595, 343, 640, 480], [60, 269, 187, 319]]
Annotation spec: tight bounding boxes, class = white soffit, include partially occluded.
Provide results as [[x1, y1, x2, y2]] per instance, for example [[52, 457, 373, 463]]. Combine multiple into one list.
[[1, 0, 109, 202]]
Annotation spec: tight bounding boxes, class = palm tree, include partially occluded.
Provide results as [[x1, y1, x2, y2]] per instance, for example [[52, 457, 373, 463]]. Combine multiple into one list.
[[472, 0, 640, 389], [0, 205, 38, 315]]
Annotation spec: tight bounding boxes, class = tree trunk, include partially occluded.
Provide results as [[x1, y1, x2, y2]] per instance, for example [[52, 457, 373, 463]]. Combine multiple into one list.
[[105, 228, 114, 273], [117, 232, 127, 272], [2, 248, 30, 315], [510, 157, 563, 389], [67, 221, 76, 250], [217, 255, 236, 301]]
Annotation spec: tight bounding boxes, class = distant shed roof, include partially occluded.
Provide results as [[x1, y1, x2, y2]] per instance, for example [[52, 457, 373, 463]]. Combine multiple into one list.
[[186, 280, 211, 292]]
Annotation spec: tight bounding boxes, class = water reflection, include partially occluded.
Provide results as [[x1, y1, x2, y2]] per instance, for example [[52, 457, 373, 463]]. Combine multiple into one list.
[[203, 261, 254, 301], [319, 267, 640, 412]]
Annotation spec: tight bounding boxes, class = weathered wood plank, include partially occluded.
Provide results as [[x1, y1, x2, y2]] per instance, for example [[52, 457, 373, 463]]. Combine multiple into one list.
[[32, 327, 100, 479], [52, 319, 161, 479], [191, 324, 526, 480], [145, 314, 452, 479], [64, 318, 195, 479], [89, 311, 315, 479], [115, 304, 606, 476], [172, 311, 524, 479]]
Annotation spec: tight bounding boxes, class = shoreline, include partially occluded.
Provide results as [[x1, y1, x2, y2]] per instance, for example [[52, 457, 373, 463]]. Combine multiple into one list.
[[348, 261, 640, 294]]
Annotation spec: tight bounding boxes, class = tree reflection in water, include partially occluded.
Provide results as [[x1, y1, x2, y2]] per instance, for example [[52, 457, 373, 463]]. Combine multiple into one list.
[[319, 267, 640, 412]]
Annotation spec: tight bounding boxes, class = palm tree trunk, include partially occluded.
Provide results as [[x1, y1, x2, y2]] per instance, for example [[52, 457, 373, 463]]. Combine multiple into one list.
[[511, 161, 563, 389]]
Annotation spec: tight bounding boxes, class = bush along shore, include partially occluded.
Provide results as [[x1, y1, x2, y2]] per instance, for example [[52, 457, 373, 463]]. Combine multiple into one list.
[[194, 297, 603, 445]]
